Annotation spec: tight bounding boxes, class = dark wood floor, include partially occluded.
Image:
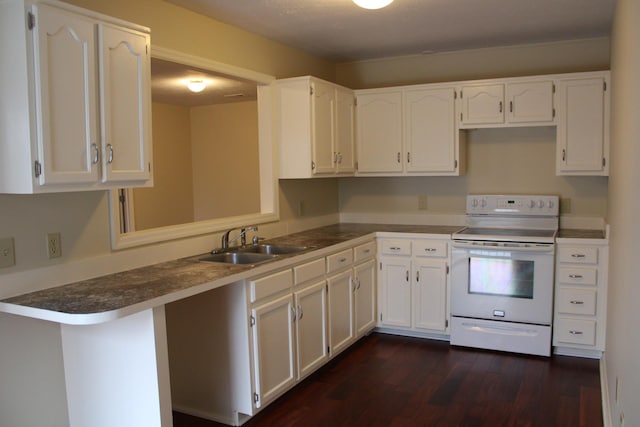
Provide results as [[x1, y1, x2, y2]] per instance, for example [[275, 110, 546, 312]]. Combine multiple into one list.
[[173, 333, 602, 427]]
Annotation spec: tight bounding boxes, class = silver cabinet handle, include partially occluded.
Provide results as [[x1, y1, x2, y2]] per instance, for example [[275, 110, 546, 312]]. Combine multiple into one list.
[[570, 300, 584, 305], [339, 257, 347, 263], [91, 143, 99, 164], [106, 144, 114, 164], [357, 277, 361, 290], [397, 152, 401, 163], [406, 271, 409, 282], [291, 306, 296, 322], [510, 101, 513, 113], [416, 271, 420, 282], [407, 152, 410, 163], [571, 253, 586, 258], [568, 274, 583, 279], [334, 152, 338, 164], [499, 101, 503, 113], [424, 248, 437, 252], [298, 305, 303, 320], [562, 149, 566, 161], [569, 330, 584, 335], [363, 249, 371, 254], [390, 246, 401, 251]]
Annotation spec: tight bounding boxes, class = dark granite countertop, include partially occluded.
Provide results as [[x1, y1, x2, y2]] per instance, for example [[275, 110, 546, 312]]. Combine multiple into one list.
[[558, 228, 606, 239], [0, 223, 462, 323]]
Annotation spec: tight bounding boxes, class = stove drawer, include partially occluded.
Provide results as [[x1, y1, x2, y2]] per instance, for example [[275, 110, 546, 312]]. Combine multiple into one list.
[[557, 288, 597, 315], [413, 240, 448, 258], [557, 267, 597, 286], [557, 246, 598, 264], [555, 318, 596, 346]]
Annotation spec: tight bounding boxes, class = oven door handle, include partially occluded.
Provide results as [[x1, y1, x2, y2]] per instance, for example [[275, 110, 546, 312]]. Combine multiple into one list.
[[452, 242, 554, 253]]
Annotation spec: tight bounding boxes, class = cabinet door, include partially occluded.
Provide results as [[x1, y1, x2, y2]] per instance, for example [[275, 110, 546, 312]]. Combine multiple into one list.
[[99, 24, 151, 183], [379, 257, 412, 328], [294, 280, 329, 380], [335, 87, 356, 174], [507, 81, 554, 124], [413, 259, 447, 332], [33, 4, 99, 185], [460, 84, 504, 125], [404, 87, 457, 173], [251, 294, 295, 408], [354, 259, 376, 337], [327, 270, 354, 356], [356, 91, 403, 173], [311, 80, 336, 175], [556, 77, 608, 175]]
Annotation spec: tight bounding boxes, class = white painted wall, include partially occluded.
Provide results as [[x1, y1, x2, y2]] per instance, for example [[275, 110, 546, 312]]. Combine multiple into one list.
[[606, 0, 640, 426]]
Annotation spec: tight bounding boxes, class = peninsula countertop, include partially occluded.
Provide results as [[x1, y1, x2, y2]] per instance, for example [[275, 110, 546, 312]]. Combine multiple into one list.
[[0, 223, 462, 325]]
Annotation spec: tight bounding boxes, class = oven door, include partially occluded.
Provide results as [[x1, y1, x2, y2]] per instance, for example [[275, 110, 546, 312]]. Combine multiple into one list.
[[450, 240, 555, 325]]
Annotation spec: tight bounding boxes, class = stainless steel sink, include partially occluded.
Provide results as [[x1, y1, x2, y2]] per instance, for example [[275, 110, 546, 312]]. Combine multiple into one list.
[[239, 244, 312, 255], [199, 252, 276, 265]]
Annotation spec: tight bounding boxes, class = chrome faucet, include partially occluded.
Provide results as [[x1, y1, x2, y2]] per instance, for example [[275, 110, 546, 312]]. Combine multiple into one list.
[[221, 226, 258, 250]]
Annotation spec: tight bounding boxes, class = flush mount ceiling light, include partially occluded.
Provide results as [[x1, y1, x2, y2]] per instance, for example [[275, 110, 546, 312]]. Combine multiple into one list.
[[352, 0, 394, 9], [187, 79, 206, 93]]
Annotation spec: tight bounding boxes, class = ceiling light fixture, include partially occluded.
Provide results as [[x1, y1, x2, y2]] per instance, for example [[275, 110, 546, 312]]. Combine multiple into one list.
[[187, 79, 206, 93], [352, 0, 394, 10]]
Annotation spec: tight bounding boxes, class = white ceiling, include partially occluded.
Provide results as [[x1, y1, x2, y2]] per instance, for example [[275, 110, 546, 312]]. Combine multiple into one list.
[[165, 0, 615, 62]]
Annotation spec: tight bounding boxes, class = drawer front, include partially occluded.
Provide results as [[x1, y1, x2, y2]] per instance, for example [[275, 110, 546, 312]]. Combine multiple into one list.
[[555, 318, 596, 346], [380, 239, 411, 256], [354, 241, 376, 263], [557, 288, 597, 315], [327, 249, 354, 273], [294, 258, 326, 285], [250, 269, 293, 303], [558, 267, 597, 286], [413, 240, 448, 258], [558, 246, 598, 264]]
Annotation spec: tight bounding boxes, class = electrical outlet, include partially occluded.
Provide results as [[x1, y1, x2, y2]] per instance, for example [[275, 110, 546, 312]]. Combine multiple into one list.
[[560, 198, 572, 214], [47, 232, 62, 259], [0, 237, 16, 268], [418, 195, 428, 210]]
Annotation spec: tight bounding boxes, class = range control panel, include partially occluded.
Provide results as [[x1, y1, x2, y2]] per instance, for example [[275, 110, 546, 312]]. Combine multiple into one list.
[[466, 195, 559, 216]]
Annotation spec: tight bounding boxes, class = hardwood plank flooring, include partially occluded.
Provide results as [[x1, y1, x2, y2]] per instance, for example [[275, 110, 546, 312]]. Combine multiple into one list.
[[173, 333, 602, 427]]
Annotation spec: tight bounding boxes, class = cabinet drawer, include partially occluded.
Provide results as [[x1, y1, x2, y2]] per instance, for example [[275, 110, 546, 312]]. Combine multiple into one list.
[[555, 318, 596, 346], [557, 267, 597, 286], [326, 249, 353, 273], [557, 288, 597, 315], [413, 240, 448, 258], [557, 246, 598, 264], [294, 258, 325, 285], [250, 269, 293, 303], [380, 240, 411, 256], [354, 241, 375, 263]]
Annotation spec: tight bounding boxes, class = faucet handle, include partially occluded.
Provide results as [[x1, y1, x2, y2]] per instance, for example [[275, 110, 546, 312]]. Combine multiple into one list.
[[253, 235, 265, 245]]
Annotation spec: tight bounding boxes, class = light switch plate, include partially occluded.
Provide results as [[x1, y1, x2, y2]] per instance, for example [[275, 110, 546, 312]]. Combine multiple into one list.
[[0, 237, 16, 268]]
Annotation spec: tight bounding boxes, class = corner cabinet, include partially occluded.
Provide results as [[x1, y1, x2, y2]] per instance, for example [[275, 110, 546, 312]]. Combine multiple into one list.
[[556, 73, 610, 176], [0, 0, 152, 193], [277, 76, 355, 178], [553, 239, 608, 358], [377, 234, 450, 336], [356, 85, 463, 176]]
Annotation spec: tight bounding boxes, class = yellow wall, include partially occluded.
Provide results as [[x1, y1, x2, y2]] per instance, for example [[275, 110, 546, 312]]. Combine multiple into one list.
[[190, 101, 260, 220], [133, 103, 195, 231], [606, 0, 640, 425], [336, 38, 610, 89]]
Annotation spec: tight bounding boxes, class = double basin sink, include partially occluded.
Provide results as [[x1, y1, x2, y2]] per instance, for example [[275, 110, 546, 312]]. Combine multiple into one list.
[[199, 243, 313, 266]]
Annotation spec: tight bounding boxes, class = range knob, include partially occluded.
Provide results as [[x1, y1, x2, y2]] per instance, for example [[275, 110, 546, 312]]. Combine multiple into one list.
[[480, 199, 487, 208], [529, 200, 536, 208], [548, 200, 555, 209], [471, 198, 479, 208], [538, 200, 545, 208]]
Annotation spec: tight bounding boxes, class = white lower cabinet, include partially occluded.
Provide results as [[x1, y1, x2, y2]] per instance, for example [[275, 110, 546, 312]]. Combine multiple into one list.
[[166, 240, 375, 425], [553, 239, 608, 356], [378, 235, 449, 335], [251, 293, 296, 408]]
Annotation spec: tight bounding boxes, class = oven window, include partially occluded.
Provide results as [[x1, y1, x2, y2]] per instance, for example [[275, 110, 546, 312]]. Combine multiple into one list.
[[468, 257, 534, 299]]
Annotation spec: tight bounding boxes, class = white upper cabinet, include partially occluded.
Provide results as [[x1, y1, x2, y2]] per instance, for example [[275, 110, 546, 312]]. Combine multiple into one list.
[[277, 76, 355, 178], [460, 84, 504, 126], [404, 87, 458, 173], [460, 80, 554, 128], [0, 0, 152, 193], [507, 81, 554, 124], [99, 24, 151, 183], [356, 85, 462, 176], [556, 74, 609, 176], [355, 90, 403, 174]]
